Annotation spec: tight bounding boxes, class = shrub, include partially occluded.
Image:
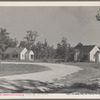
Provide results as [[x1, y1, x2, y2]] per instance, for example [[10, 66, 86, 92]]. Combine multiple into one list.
[[55, 59, 65, 63], [42, 59, 48, 62]]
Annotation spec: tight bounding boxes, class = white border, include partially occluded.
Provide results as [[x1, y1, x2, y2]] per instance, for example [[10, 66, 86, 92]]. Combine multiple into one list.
[[0, 1, 100, 6], [0, 1, 100, 99]]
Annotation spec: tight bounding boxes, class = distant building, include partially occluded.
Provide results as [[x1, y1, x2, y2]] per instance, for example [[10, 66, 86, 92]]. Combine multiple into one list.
[[68, 45, 100, 62], [4, 47, 34, 61], [25, 50, 34, 61]]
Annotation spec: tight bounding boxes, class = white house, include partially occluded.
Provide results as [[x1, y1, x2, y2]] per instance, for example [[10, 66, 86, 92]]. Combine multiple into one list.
[[69, 45, 100, 62], [4, 47, 34, 61], [95, 51, 100, 62], [25, 50, 34, 61]]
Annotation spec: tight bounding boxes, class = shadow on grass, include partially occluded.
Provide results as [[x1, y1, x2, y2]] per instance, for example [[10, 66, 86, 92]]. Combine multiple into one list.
[[0, 79, 56, 93], [69, 82, 99, 90], [0, 79, 99, 93]]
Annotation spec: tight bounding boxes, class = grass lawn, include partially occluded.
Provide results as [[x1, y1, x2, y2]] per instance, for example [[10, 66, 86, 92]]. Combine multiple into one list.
[[0, 62, 100, 93], [65, 62, 100, 83], [66, 62, 100, 69], [54, 62, 100, 93], [0, 63, 50, 77]]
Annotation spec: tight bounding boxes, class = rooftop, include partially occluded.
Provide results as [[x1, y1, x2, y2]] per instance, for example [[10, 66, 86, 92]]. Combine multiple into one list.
[[75, 45, 96, 53], [4, 47, 25, 54]]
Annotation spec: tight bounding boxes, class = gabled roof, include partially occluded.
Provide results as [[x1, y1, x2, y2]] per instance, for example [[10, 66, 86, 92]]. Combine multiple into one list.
[[26, 50, 34, 54], [4, 47, 25, 54], [75, 45, 96, 53]]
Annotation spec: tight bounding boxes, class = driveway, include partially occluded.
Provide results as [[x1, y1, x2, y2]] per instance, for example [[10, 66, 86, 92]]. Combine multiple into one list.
[[0, 62, 83, 82]]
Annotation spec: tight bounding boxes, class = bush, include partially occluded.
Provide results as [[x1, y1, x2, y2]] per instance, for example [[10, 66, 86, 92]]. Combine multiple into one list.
[[55, 59, 65, 63], [42, 59, 48, 62]]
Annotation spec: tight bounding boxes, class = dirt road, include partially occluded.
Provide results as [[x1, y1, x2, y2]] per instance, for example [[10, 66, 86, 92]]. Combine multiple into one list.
[[0, 62, 83, 82]]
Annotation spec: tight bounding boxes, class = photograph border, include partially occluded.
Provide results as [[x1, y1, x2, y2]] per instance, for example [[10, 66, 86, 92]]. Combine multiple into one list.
[[0, 1, 100, 99]]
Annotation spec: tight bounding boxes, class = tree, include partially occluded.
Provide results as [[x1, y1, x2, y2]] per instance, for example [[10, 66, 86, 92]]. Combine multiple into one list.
[[75, 42, 83, 48], [31, 39, 56, 60], [0, 28, 18, 57], [32, 41, 44, 59], [56, 43, 63, 59], [47, 45, 55, 60], [56, 37, 71, 61], [19, 30, 39, 49], [19, 41, 27, 48], [43, 39, 48, 59]]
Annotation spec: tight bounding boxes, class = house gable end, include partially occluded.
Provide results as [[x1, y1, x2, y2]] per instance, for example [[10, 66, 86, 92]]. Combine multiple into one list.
[[89, 45, 99, 54], [20, 48, 27, 54], [75, 45, 96, 54], [89, 45, 99, 62], [20, 48, 27, 60]]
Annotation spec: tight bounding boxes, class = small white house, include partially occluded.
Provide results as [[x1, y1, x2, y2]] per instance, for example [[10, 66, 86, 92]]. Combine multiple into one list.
[[25, 50, 34, 61], [69, 45, 100, 62], [20, 48, 27, 60], [95, 51, 100, 62], [4, 47, 34, 61]]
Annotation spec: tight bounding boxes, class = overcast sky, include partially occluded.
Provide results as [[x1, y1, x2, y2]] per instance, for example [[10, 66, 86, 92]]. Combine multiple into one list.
[[0, 6, 100, 47]]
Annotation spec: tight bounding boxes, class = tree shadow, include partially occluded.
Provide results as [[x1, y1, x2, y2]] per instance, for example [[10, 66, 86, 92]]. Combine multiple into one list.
[[0, 79, 56, 93], [0, 78, 99, 93]]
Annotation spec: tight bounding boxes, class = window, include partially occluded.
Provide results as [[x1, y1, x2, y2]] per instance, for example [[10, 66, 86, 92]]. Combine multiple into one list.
[[82, 54, 88, 61], [31, 55, 34, 59], [12, 54, 18, 58]]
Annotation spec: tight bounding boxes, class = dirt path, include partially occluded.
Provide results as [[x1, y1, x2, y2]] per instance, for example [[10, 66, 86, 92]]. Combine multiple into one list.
[[0, 62, 83, 82]]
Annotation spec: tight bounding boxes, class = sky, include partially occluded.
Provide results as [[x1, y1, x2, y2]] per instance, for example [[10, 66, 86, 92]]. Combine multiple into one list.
[[0, 6, 100, 47]]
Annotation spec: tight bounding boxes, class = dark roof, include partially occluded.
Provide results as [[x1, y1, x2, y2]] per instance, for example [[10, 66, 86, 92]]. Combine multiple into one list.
[[26, 50, 32, 54], [26, 50, 34, 54], [75, 45, 96, 53], [68, 49, 80, 54], [4, 47, 25, 54]]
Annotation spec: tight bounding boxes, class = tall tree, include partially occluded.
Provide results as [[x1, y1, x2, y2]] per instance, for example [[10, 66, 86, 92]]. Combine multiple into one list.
[[43, 39, 48, 59], [31, 39, 55, 60], [0, 28, 18, 57], [75, 42, 83, 48], [19, 30, 39, 49], [56, 43, 63, 59], [47, 45, 55, 60], [56, 37, 70, 61]]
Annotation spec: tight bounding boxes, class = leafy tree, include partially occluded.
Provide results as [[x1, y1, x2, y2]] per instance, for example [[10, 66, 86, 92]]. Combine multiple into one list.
[[32, 41, 44, 59], [47, 45, 55, 60], [19, 41, 27, 48], [0, 28, 18, 57], [19, 30, 39, 49], [56, 43, 63, 59], [31, 39, 55, 60], [75, 42, 83, 48], [43, 39, 48, 59], [56, 37, 70, 61]]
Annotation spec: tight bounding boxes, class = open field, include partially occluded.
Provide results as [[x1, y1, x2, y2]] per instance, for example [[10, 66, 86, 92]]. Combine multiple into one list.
[[0, 63, 50, 77]]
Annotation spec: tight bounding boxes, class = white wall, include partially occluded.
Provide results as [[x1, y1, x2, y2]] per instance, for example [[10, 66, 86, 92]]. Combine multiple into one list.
[[29, 51, 34, 61], [89, 46, 99, 62], [20, 48, 27, 60], [25, 51, 34, 61], [95, 53, 100, 62]]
